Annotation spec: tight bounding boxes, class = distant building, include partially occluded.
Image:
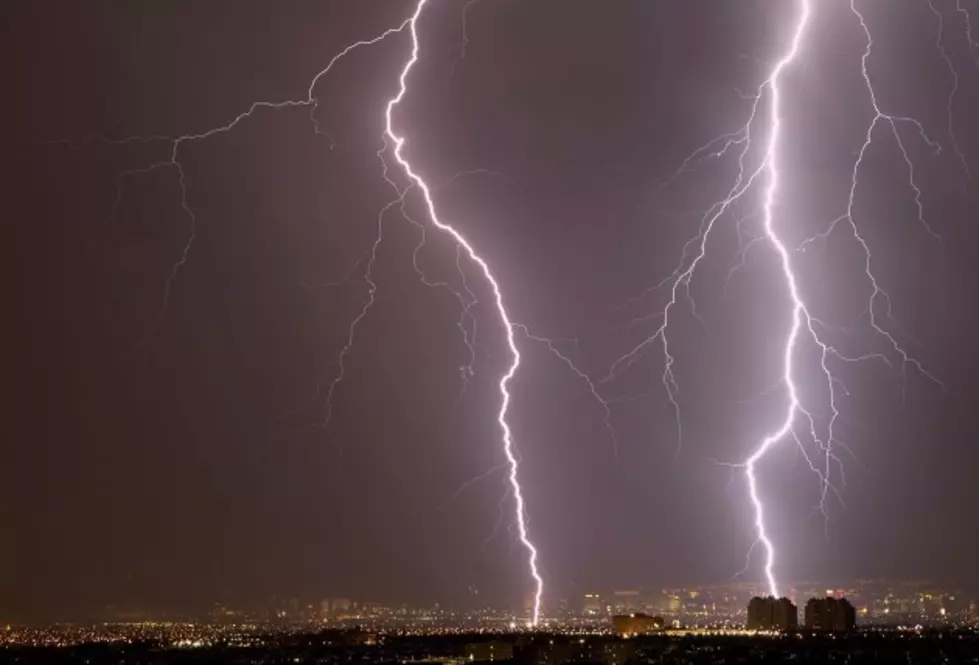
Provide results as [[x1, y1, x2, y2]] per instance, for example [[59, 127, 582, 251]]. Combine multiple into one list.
[[746, 596, 798, 631], [805, 597, 856, 632], [611, 613, 664, 637]]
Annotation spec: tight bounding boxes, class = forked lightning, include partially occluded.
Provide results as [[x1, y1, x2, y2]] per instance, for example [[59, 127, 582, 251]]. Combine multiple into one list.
[[63, 1, 548, 625], [611, 0, 953, 597]]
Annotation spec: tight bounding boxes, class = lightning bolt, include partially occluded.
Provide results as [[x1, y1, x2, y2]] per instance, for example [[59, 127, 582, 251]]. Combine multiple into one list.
[[317, 193, 404, 436], [57, 3, 546, 624], [929, 0, 972, 188], [743, 0, 816, 599], [382, 0, 543, 624], [447, 0, 485, 87], [515, 325, 619, 458], [440, 463, 509, 512], [56, 21, 415, 340], [613, 0, 945, 599], [957, 0, 979, 66]]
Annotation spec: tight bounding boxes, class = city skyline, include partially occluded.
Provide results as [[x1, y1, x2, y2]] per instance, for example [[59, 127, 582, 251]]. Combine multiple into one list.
[[6, 578, 975, 626], [6, 0, 979, 621]]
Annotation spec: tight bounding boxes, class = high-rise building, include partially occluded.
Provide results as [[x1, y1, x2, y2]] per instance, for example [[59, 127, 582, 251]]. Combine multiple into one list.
[[746, 596, 798, 631], [805, 597, 856, 632]]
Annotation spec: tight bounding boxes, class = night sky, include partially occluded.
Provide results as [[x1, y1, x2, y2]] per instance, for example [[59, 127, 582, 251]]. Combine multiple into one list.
[[6, 0, 979, 620]]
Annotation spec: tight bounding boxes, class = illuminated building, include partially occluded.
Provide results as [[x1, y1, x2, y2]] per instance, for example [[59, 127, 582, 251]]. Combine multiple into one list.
[[611, 613, 664, 637], [805, 597, 856, 632], [746, 596, 798, 631]]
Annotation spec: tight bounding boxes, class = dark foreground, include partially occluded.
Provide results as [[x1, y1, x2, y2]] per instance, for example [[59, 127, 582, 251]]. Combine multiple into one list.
[[3, 630, 979, 664]]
